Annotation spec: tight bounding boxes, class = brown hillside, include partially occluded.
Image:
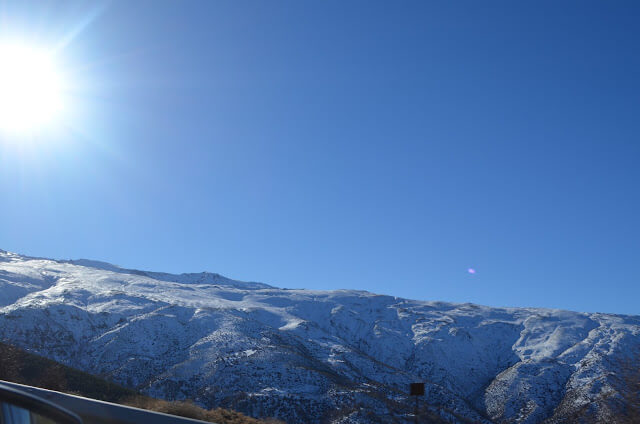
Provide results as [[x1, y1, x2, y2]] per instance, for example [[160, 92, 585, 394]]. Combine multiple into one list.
[[0, 342, 282, 424]]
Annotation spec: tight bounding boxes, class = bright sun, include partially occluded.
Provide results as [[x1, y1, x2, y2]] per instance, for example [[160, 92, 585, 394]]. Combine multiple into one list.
[[0, 43, 64, 134]]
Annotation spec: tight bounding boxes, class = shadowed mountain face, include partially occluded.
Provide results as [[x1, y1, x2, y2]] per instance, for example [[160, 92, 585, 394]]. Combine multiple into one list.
[[0, 249, 638, 423]]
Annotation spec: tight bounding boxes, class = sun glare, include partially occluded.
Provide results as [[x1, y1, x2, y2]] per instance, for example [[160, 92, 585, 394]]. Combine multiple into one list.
[[0, 43, 64, 134]]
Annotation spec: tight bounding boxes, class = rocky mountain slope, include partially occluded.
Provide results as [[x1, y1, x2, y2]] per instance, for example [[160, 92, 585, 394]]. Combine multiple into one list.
[[0, 249, 638, 423], [0, 342, 280, 423]]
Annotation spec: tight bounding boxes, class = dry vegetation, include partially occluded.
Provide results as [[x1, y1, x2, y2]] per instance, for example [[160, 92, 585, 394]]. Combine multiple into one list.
[[0, 342, 136, 402], [0, 342, 283, 424], [125, 397, 282, 424]]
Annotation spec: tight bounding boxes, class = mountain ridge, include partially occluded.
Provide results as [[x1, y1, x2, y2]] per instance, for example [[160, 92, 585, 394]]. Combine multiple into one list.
[[0, 249, 638, 423]]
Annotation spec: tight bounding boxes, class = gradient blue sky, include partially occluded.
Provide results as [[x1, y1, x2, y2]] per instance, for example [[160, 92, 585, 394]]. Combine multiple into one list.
[[1, 1, 639, 315]]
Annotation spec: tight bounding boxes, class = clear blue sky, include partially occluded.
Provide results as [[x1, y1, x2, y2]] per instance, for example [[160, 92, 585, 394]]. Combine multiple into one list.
[[1, 1, 639, 315]]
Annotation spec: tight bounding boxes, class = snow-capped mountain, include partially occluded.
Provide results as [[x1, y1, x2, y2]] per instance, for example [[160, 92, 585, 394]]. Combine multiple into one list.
[[0, 249, 638, 423]]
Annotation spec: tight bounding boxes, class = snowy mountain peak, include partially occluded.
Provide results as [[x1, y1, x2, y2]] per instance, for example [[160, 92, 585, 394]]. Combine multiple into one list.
[[0, 250, 638, 423], [0, 249, 272, 291]]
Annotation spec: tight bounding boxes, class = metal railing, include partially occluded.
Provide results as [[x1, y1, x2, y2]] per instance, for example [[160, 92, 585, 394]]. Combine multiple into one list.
[[0, 380, 214, 424]]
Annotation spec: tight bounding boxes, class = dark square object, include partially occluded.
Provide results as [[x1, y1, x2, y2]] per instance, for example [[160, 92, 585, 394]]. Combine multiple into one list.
[[410, 382, 424, 396]]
